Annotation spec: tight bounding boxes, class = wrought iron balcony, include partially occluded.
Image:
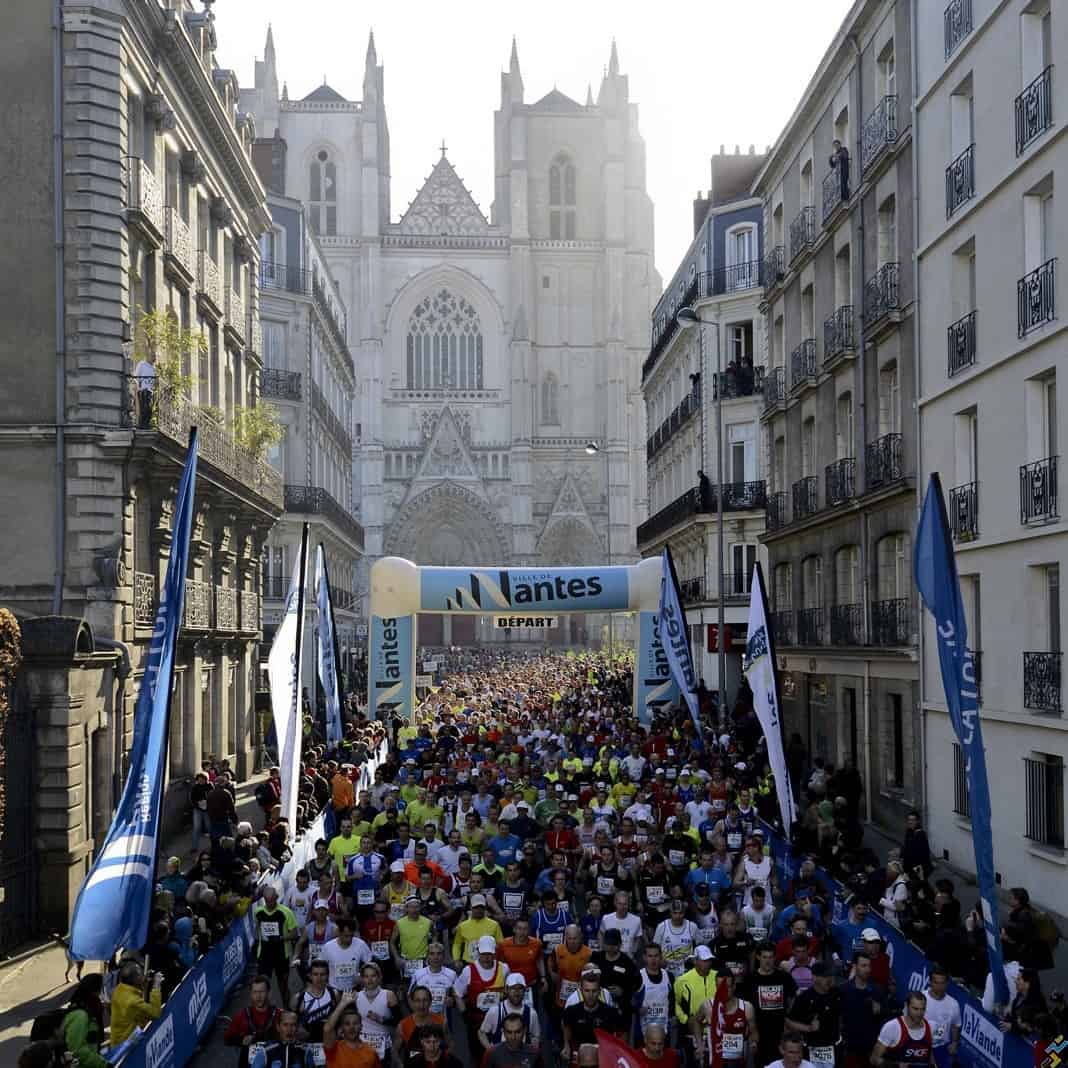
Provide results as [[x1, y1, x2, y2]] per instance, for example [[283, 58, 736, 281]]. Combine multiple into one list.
[[871, 597, 910, 646], [311, 379, 353, 454], [184, 578, 213, 630], [764, 246, 786, 290], [789, 206, 816, 263], [197, 249, 222, 314], [1020, 456, 1058, 524], [944, 0, 973, 59], [722, 571, 752, 602], [312, 275, 351, 362], [133, 571, 156, 627], [714, 364, 764, 401], [862, 96, 898, 173], [215, 585, 238, 632], [702, 260, 763, 297], [225, 286, 246, 345], [946, 144, 975, 217], [637, 480, 767, 546], [723, 481, 767, 510], [764, 367, 786, 411], [950, 481, 979, 542], [866, 432, 904, 491], [1017, 258, 1056, 337], [1015, 66, 1053, 156], [262, 368, 303, 401], [163, 207, 194, 280], [863, 262, 900, 327], [830, 603, 864, 645], [284, 484, 365, 550], [261, 259, 313, 294], [772, 610, 795, 646], [1024, 652, 1062, 714], [792, 476, 819, 520], [680, 577, 706, 604], [790, 340, 817, 391], [126, 157, 164, 241], [822, 161, 850, 224], [647, 386, 701, 461], [824, 306, 855, 365], [825, 457, 856, 506], [644, 276, 699, 381], [767, 491, 787, 531], [947, 310, 977, 377], [797, 607, 824, 645], [239, 589, 260, 633]]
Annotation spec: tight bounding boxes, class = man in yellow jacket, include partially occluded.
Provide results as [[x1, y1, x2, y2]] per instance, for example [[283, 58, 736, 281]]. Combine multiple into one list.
[[673, 944, 718, 1049], [109, 959, 162, 1044]]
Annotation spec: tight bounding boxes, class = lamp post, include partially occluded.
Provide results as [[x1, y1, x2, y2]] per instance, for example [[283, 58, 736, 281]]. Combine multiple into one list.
[[585, 439, 613, 651], [677, 306, 726, 728]]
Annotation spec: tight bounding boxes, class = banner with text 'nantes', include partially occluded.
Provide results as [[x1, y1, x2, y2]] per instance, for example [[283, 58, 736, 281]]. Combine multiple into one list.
[[370, 614, 415, 721], [419, 566, 631, 614]]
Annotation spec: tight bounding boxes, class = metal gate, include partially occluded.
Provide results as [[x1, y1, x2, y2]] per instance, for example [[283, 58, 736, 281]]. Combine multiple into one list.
[[0, 673, 38, 952]]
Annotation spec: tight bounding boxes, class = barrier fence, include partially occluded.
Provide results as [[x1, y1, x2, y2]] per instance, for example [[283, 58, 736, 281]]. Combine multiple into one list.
[[114, 740, 390, 1068]]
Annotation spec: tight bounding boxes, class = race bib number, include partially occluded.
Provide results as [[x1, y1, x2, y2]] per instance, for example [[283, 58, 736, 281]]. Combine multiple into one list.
[[727, 832, 743, 851], [932, 1024, 947, 1043], [357, 889, 376, 905], [695, 928, 716, 945], [503, 892, 525, 915], [711, 798, 726, 812], [668, 850, 686, 867], [646, 885, 665, 904], [642, 1003, 667, 1025], [305, 1044, 326, 1067], [335, 961, 357, 981], [560, 978, 579, 1001], [403, 957, 424, 977], [429, 990, 446, 1014], [749, 926, 767, 942], [371, 941, 390, 960], [361, 1031, 388, 1057], [809, 1047, 836, 1065], [476, 991, 500, 1011], [596, 876, 615, 896], [757, 985, 784, 1011], [722, 1033, 745, 1058], [542, 931, 563, 950], [259, 921, 280, 939], [389, 903, 405, 920]]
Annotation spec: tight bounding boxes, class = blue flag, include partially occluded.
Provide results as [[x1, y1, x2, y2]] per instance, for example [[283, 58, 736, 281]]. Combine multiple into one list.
[[70, 431, 198, 960], [316, 543, 343, 748], [658, 547, 703, 751], [915, 474, 1009, 1007]]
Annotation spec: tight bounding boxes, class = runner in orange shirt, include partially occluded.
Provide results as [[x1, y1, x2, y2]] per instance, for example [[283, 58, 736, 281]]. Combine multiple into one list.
[[497, 916, 546, 999], [551, 924, 592, 1009]]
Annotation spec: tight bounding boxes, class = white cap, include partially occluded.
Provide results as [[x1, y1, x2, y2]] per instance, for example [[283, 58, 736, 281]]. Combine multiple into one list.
[[861, 928, 882, 941], [477, 935, 497, 953], [505, 973, 527, 987], [695, 945, 715, 961], [469, 893, 487, 907], [390, 860, 406, 873]]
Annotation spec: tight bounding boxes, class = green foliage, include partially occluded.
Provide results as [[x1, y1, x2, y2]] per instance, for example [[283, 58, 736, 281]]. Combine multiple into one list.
[[131, 307, 203, 414], [233, 402, 284, 459]]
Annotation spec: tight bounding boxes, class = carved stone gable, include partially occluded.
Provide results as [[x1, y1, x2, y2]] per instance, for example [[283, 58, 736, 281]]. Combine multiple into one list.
[[414, 405, 480, 481], [550, 473, 588, 518], [397, 156, 489, 236]]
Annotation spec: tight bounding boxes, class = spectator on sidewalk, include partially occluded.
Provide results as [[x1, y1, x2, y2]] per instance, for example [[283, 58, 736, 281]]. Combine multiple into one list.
[[206, 774, 238, 841], [190, 771, 212, 852], [902, 811, 933, 879]]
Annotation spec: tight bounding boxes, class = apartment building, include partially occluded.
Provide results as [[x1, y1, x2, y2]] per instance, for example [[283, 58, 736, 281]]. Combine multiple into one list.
[[637, 148, 768, 696], [914, 0, 1065, 906], [754, 0, 918, 831], [258, 192, 364, 678]]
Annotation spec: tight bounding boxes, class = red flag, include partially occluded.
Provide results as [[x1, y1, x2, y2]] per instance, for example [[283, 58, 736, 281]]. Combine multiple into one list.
[[706, 976, 731, 1068], [595, 1029, 643, 1068]]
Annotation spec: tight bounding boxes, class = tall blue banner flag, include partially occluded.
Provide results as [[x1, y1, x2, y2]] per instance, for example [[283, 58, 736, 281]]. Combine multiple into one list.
[[70, 431, 199, 960], [658, 547, 703, 751], [915, 474, 1009, 1007], [316, 543, 344, 747]]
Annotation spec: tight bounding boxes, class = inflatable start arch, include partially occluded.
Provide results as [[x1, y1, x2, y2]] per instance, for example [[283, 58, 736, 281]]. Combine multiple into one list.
[[367, 556, 680, 724]]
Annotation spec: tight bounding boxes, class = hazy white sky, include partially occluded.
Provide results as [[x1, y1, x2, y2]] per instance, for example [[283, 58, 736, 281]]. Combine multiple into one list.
[[213, 0, 853, 280]]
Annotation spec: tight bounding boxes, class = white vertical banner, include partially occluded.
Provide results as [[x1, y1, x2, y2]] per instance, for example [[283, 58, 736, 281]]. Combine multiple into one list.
[[268, 523, 309, 828], [743, 562, 797, 831]]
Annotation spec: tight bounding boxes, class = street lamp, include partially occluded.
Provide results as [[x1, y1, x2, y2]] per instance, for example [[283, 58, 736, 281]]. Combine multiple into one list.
[[676, 306, 726, 728], [585, 439, 613, 652]]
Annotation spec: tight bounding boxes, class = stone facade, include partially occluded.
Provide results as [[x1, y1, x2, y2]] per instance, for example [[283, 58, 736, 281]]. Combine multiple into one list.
[[242, 33, 659, 646]]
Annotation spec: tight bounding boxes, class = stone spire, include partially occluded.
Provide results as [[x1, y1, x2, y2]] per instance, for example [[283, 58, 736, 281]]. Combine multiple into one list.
[[585, 83, 594, 107], [506, 35, 524, 102], [363, 29, 379, 105], [608, 38, 619, 76], [264, 23, 275, 67]]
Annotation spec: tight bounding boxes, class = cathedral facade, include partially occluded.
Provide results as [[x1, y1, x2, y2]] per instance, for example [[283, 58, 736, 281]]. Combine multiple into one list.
[[243, 31, 659, 643]]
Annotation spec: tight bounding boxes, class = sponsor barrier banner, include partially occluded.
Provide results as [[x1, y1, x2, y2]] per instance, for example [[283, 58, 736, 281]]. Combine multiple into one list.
[[419, 565, 631, 613], [633, 609, 679, 727]]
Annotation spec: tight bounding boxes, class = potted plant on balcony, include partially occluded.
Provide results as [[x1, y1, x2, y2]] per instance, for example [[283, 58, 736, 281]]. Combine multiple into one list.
[[233, 402, 284, 460], [129, 307, 202, 427]]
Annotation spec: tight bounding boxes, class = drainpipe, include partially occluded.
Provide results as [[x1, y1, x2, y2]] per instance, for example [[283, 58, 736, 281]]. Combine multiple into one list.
[[863, 658, 873, 823], [96, 637, 131, 812], [52, 0, 67, 615]]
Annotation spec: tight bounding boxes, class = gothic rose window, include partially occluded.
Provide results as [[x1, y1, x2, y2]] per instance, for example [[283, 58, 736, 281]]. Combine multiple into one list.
[[406, 289, 484, 390]]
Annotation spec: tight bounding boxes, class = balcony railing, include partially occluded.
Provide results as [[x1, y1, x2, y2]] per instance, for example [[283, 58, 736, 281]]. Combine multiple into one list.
[[863, 262, 900, 326], [825, 457, 856, 506], [947, 310, 977, 377], [822, 161, 850, 223], [215, 585, 237, 631], [126, 157, 164, 237], [723, 481, 767, 510], [701, 261, 763, 297], [184, 579, 213, 630], [767, 491, 787, 531], [871, 597, 910, 646], [284, 485, 365, 550], [133, 571, 156, 627], [830, 603, 864, 645], [636, 480, 767, 545], [790, 340, 817, 391], [1020, 456, 1058, 524], [789, 207, 816, 262], [197, 249, 222, 312], [261, 260, 313, 294], [1015, 66, 1053, 156], [248, 312, 263, 357], [164, 207, 194, 277], [862, 96, 898, 173], [792, 476, 819, 521], [722, 571, 753, 601], [239, 589, 259, 633], [772, 610, 795, 646], [1017, 258, 1057, 337], [312, 275, 351, 361], [680, 577, 705, 605], [946, 144, 975, 218], [944, 0, 973, 59], [225, 286, 246, 344], [798, 607, 824, 645], [644, 276, 699, 381], [130, 387, 283, 509], [262, 368, 303, 401], [824, 306, 855, 364], [950, 481, 979, 542], [647, 386, 701, 461], [714, 364, 764, 401], [1024, 652, 1062, 714], [866, 432, 904, 491], [311, 379, 353, 454], [764, 367, 786, 411], [764, 246, 786, 290]]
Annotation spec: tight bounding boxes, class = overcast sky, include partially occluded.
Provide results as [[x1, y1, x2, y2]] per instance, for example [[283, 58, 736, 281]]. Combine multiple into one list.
[[214, 0, 853, 280]]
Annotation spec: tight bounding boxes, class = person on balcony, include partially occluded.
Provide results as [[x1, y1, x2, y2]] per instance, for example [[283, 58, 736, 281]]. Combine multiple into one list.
[[829, 140, 851, 201], [134, 353, 155, 428]]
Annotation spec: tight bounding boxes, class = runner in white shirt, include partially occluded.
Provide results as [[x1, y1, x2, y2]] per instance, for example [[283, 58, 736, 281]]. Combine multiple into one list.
[[284, 871, 316, 925], [741, 887, 776, 944], [923, 967, 962, 1068], [653, 901, 699, 978], [318, 918, 372, 992], [436, 829, 467, 876], [409, 942, 458, 1016], [600, 891, 644, 959], [686, 797, 714, 829], [764, 1032, 815, 1068]]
